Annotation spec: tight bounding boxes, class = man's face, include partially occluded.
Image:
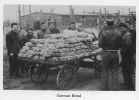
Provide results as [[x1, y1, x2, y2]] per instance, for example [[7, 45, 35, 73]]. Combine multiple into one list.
[[70, 23, 76, 30], [28, 30, 33, 35], [129, 24, 135, 30], [49, 23, 56, 30], [12, 25, 18, 32], [103, 21, 107, 26], [41, 24, 47, 31], [77, 25, 83, 32], [120, 26, 127, 33]]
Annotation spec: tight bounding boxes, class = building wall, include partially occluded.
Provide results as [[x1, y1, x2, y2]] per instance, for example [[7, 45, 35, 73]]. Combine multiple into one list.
[[21, 12, 63, 30], [20, 12, 129, 30]]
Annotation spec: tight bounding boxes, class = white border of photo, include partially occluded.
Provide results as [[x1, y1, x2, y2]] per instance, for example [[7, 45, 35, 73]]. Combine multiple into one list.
[[0, 0, 138, 100]]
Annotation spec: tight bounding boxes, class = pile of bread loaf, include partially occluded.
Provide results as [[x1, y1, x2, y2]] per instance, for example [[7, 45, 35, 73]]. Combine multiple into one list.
[[18, 31, 98, 62]]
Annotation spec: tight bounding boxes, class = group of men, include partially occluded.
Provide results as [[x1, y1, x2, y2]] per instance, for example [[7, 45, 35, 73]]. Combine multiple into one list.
[[5, 16, 136, 90], [6, 19, 59, 77], [5, 19, 79, 78], [99, 16, 136, 90]]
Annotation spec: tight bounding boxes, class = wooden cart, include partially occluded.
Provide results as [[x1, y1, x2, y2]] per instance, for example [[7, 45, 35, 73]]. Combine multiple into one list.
[[18, 48, 102, 90]]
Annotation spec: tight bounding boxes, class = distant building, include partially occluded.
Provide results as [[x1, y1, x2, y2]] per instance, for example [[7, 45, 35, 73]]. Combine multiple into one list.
[[20, 11, 129, 30], [20, 11, 100, 30], [20, 12, 62, 29]]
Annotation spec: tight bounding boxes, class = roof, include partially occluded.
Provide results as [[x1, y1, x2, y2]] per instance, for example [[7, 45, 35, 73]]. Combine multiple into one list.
[[21, 11, 99, 17], [21, 11, 130, 18]]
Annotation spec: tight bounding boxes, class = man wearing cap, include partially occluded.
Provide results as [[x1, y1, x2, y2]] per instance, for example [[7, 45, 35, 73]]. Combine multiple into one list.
[[119, 22, 135, 90], [6, 23, 21, 77], [98, 18, 122, 90], [19, 29, 28, 47], [99, 19, 122, 50], [46, 19, 60, 34], [26, 28, 34, 40], [68, 21, 77, 31], [39, 22, 47, 38], [63, 21, 79, 33]]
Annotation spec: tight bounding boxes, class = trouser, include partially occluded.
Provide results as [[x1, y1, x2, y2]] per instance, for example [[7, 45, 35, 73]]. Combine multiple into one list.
[[121, 56, 135, 90], [9, 54, 19, 76], [100, 50, 120, 90], [101, 51, 119, 69]]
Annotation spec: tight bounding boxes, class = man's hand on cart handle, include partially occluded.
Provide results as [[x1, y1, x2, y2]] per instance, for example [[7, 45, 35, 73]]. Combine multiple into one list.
[[92, 48, 103, 54], [10, 53, 14, 56]]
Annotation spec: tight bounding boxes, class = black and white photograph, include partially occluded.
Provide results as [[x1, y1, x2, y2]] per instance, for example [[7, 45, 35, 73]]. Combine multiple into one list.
[[3, 5, 136, 91]]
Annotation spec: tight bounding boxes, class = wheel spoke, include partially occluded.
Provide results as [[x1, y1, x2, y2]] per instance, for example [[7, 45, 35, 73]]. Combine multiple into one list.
[[31, 66, 48, 83], [57, 65, 76, 90]]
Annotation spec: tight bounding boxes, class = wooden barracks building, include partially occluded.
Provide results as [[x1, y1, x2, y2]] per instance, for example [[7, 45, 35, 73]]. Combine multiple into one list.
[[20, 10, 129, 30], [20, 11, 99, 30]]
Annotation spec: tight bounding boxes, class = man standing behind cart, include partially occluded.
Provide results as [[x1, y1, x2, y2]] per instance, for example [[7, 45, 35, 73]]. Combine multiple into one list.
[[63, 21, 77, 33], [119, 22, 135, 90], [98, 18, 122, 90], [68, 21, 77, 31], [46, 19, 60, 35], [39, 22, 47, 38], [18, 29, 28, 47], [26, 28, 34, 40], [6, 23, 21, 78]]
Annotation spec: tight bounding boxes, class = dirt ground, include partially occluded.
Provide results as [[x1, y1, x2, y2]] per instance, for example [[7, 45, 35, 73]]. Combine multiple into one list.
[[3, 52, 124, 90], [3, 54, 101, 90]]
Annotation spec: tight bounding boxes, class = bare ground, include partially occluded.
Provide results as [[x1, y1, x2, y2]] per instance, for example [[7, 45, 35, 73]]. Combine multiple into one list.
[[3, 53, 124, 90]]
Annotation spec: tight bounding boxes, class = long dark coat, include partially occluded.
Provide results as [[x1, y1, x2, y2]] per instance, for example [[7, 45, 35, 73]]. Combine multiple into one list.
[[6, 31, 20, 55]]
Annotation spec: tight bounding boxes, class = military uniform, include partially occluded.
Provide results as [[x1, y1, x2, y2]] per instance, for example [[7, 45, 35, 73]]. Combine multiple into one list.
[[47, 28, 60, 34], [6, 31, 21, 76], [120, 23, 136, 90], [98, 19, 122, 90], [47, 19, 60, 34], [19, 30, 28, 48]]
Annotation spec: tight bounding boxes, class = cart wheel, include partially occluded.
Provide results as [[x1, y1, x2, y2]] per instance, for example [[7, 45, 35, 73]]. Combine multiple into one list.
[[72, 60, 80, 72], [30, 65, 48, 83], [73, 66, 79, 72], [19, 62, 29, 77], [56, 65, 76, 90]]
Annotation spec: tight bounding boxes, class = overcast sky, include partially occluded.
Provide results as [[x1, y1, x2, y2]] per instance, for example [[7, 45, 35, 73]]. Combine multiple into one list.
[[4, 5, 135, 21]]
